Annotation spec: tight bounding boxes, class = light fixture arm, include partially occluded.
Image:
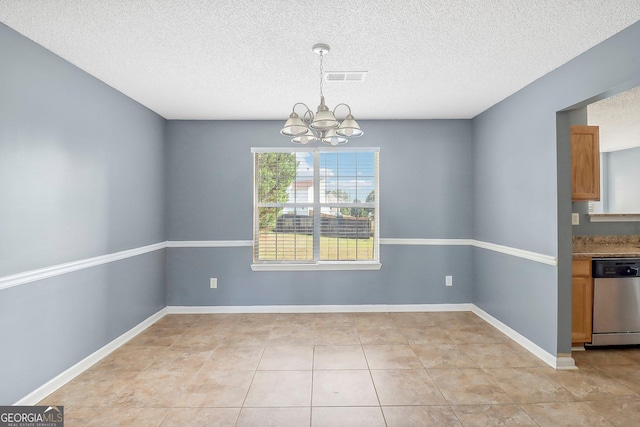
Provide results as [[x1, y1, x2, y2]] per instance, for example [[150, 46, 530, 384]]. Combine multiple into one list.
[[291, 102, 312, 113], [291, 102, 313, 119], [301, 108, 314, 123], [332, 103, 353, 119]]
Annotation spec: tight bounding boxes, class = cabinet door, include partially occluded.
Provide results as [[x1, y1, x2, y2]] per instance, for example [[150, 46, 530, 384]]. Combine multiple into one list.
[[572, 276, 593, 344], [571, 125, 600, 201]]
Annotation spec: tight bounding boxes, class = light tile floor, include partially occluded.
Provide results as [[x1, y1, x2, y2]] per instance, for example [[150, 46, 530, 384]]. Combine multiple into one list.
[[40, 312, 640, 426]]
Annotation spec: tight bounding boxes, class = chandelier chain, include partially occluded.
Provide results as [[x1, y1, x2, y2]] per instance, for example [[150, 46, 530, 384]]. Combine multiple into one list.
[[319, 51, 324, 99]]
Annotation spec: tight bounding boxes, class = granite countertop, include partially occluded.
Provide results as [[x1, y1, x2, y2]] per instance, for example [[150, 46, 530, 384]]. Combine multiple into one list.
[[573, 235, 640, 259]]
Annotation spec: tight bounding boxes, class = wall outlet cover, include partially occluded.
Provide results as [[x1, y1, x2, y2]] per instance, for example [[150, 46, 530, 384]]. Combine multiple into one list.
[[571, 213, 580, 225], [210, 278, 217, 289], [445, 275, 453, 287]]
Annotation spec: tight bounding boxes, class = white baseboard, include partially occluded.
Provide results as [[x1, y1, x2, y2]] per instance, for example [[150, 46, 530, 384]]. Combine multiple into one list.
[[15, 302, 577, 404], [169, 304, 573, 370], [555, 356, 578, 370], [168, 304, 574, 369], [14, 307, 167, 405], [471, 305, 577, 370], [166, 303, 475, 314]]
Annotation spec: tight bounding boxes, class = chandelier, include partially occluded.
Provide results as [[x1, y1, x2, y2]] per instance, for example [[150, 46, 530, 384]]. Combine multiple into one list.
[[280, 44, 363, 145]]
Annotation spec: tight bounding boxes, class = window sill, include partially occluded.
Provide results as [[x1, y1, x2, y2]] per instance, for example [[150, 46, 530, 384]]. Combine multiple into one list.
[[588, 214, 640, 223], [251, 262, 382, 272]]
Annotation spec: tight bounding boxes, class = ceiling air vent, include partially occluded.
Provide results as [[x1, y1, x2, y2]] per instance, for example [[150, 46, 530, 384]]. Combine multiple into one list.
[[324, 71, 367, 82]]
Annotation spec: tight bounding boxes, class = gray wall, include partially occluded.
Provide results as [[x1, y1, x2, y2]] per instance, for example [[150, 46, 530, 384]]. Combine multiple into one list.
[[3, 14, 640, 404], [166, 246, 472, 306], [165, 120, 474, 306], [473, 21, 640, 355], [608, 147, 640, 213], [572, 200, 640, 236], [0, 252, 165, 404], [0, 24, 166, 404]]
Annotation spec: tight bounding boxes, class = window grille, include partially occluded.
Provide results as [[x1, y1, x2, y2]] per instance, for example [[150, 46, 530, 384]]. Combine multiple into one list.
[[252, 147, 379, 265]]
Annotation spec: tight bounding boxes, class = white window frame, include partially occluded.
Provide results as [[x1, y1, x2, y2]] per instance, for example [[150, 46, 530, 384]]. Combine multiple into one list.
[[251, 147, 381, 271]]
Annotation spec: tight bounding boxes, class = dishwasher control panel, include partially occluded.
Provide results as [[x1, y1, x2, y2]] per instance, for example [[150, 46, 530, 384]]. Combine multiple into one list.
[[593, 258, 640, 278]]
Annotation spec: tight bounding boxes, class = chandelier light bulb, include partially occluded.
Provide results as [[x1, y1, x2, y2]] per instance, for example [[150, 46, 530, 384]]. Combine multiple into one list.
[[291, 128, 317, 144], [280, 111, 309, 137], [322, 128, 347, 145]]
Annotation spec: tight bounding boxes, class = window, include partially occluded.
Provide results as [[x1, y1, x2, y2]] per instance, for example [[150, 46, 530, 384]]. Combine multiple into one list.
[[252, 147, 380, 270]]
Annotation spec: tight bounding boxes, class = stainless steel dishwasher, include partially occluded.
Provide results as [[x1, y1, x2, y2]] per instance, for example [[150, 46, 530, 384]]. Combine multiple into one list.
[[591, 258, 640, 346]]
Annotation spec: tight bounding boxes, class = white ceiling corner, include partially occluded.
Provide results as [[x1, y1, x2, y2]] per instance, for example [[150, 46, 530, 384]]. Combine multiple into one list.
[[0, 1, 639, 123]]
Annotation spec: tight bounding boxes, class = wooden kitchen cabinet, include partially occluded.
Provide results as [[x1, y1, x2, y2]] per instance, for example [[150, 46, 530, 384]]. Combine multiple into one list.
[[572, 258, 593, 346], [571, 125, 600, 201]]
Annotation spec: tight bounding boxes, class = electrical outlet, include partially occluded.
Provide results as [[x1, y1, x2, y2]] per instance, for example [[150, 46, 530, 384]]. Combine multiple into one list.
[[571, 213, 580, 225], [210, 278, 218, 289], [446, 276, 453, 287]]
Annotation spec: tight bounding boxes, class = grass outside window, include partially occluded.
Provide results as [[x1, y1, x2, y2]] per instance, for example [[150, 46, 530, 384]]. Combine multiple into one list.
[[256, 232, 375, 261]]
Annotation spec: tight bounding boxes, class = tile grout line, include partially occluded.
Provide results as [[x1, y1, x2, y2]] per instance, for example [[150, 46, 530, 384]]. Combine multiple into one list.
[[358, 329, 389, 426], [169, 319, 205, 426], [310, 343, 316, 427]]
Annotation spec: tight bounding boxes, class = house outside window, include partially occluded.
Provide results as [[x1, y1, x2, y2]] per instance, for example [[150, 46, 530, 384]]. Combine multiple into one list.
[[252, 147, 380, 271]]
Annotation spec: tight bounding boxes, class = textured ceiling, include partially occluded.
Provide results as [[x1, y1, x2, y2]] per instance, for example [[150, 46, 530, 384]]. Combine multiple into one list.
[[1, 1, 639, 121], [588, 85, 640, 152]]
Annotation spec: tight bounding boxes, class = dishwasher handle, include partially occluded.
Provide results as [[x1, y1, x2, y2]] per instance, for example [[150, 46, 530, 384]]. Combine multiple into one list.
[[621, 266, 640, 276]]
